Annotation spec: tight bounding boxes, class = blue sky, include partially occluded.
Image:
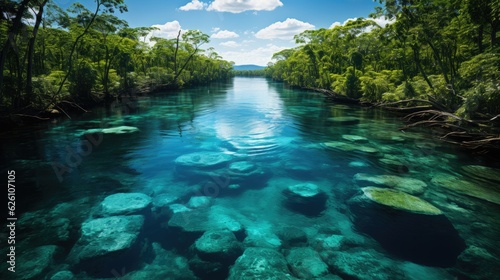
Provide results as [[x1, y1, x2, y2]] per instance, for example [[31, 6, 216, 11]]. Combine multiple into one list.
[[59, 0, 387, 66]]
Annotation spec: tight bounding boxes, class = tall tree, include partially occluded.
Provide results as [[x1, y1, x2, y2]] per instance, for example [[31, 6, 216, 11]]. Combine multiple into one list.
[[26, 0, 50, 103], [0, 0, 31, 106]]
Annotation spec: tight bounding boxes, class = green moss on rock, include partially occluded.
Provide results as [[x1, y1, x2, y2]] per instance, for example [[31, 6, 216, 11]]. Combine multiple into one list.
[[362, 187, 442, 215]]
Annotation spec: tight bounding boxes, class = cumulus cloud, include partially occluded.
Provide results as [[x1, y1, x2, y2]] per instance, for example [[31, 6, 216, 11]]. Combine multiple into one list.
[[150, 20, 182, 39], [330, 17, 394, 29], [372, 17, 394, 28], [140, 21, 183, 45], [220, 41, 241, 48], [255, 18, 314, 40], [219, 44, 287, 65], [211, 30, 239, 39], [207, 0, 283, 13], [179, 0, 207, 11]]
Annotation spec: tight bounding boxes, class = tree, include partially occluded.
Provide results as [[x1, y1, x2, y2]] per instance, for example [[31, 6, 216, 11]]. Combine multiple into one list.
[[172, 29, 209, 86], [26, 0, 50, 103], [52, 0, 127, 104], [0, 0, 31, 106]]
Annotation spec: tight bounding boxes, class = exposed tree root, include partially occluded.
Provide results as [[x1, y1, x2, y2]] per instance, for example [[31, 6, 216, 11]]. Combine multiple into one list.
[[60, 100, 88, 113], [11, 114, 49, 120], [307, 87, 360, 104], [395, 107, 499, 154]]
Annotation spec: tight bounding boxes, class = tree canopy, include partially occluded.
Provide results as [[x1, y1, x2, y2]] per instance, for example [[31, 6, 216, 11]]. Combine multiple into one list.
[[0, 0, 233, 117], [266, 0, 500, 121]]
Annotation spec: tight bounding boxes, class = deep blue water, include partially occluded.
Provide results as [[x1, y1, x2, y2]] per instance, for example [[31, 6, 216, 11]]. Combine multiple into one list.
[[1, 77, 499, 279]]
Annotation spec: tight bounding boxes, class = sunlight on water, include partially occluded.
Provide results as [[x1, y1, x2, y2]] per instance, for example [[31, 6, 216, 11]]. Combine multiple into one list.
[[1, 77, 499, 279]]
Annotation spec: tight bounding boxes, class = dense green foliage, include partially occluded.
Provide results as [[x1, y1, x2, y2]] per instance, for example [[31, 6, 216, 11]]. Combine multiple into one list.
[[0, 0, 233, 113], [266, 0, 500, 119], [233, 69, 266, 77]]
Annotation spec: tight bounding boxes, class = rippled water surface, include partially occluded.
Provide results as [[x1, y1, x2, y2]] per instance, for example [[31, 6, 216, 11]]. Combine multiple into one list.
[[1, 77, 499, 279]]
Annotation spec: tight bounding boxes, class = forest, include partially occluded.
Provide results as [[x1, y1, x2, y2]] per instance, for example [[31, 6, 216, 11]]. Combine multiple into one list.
[[0, 0, 234, 120], [266, 0, 500, 151]]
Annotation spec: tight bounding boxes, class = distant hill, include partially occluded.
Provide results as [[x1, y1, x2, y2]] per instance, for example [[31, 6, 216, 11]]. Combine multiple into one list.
[[233, 64, 265, 71]]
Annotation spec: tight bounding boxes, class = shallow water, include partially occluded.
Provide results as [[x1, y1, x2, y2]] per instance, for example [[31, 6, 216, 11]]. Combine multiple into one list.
[[1, 77, 500, 279]]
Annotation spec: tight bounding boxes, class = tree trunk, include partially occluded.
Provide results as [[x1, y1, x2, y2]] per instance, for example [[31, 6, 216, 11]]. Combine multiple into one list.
[[173, 30, 181, 78], [0, 0, 31, 103], [477, 24, 484, 52], [26, 0, 49, 104], [412, 45, 433, 89], [491, 19, 499, 47]]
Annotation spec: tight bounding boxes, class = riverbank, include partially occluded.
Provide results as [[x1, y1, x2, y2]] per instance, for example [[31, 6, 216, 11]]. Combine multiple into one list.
[[0, 81, 211, 130], [306, 87, 500, 156]]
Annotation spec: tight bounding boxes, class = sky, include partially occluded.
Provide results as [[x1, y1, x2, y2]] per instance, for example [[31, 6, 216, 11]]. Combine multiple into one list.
[[56, 0, 388, 66]]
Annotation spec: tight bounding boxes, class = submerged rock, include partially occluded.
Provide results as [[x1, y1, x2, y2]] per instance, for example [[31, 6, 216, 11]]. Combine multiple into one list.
[[188, 230, 241, 279], [224, 160, 271, 191], [188, 255, 228, 280], [17, 198, 92, 245], [18, 214, 71, 244], [276, 226, 308, 247], [461, 165, 500, 184], [243, 223, 282, 249], [348, 161, 369, 168], [174, 152, 233, 178], [348, 187, 465, 267], [342, 134, 369, 143], [84, 125, 139, 135], [68, 215, 144, 274], [312, 234, 346, 254], [18, 245, 62, 280], [127, 242, 197, 279], [186, 196, 213, 209], [168, 207, 244, 237], [175, 152, 233, 169], [49, 270, 75, 280], [326, 249, 406, 280], [228, 248, 294, 279], [431, 172, 500, 205], [353, 173, 426, 195], [454, 246, 500, 280], [152, 193, 179, 209], [286, 247, 329, 278], [378, 158, 409, 173], [369, 131, 406, 143], [98, 192, 152, 216], [359, 187, 442, 214], [282, 183, 328, 216], [323, 141, 379, 154], [327, 116, 360, 125], [188, 230, 243, 279], [194, 230, 243, 263], [228, 161, 257, 173]]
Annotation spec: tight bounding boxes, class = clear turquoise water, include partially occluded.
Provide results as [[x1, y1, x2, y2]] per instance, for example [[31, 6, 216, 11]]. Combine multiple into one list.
[[1, 77, 499, 279]]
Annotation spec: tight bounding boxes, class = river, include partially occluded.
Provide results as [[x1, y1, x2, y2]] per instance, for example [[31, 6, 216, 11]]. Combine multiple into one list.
[[1, 77, 499, 279]]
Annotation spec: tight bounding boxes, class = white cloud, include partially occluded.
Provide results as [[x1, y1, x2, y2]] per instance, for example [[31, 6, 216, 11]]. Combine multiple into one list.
[[219, 44, 287, 65], [207, 0, 283, 13], [329, 18, 356, 29], [330, 17, 394, 29], [372, 17, 394, 28], [220, 41, 241, 48], [255, 18, 314, 40], [150, 20, 182, 39], [179, 0, 207, 11], [140, 21, 183, 45], [211, 30, 239, 39]]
